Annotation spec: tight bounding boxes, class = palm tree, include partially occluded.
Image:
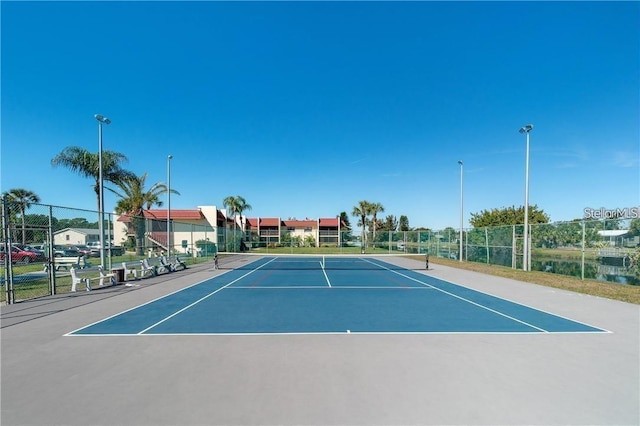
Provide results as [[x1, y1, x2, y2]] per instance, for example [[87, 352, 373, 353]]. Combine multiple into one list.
[[3, 188, 41, 244], [51, 146, 135, 212], [109, 173, 180, 255], [352, 200, 372, 251], [370, 202, 385, 247], [223, 195, 252, 252]]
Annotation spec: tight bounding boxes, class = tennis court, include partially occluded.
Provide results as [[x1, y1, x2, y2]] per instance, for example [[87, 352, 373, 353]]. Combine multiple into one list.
[[68, 255, 606, 336], [2, 255, 638, 426]]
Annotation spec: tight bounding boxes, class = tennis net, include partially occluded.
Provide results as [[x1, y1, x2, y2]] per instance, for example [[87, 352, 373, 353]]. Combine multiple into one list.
[[216, 253, 428, 271]]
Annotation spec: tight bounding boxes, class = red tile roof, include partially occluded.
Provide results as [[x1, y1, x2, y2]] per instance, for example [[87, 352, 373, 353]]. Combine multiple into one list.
[[117, 209, 204, 222], [318, 218, 339, 227], [146, 209, 205, 220], [283, 220, 316, 227], [260, 218, 280, 227]]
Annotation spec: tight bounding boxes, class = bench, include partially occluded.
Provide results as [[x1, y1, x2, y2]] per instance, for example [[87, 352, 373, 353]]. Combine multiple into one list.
[[44, 256, 90, 272], [154, 254, 187, 273], [122, 262, 139, 281], [157, 256, 173, 274], [121, 259, 157, 282], [170, 255, 187, 271], [139, 258, 158, 278], [70, 266, 116, 292]]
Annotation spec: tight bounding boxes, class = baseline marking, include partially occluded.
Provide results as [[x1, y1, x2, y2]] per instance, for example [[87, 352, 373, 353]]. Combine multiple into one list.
[[362, 258, 550, 332], [137, 257, 278, 335]]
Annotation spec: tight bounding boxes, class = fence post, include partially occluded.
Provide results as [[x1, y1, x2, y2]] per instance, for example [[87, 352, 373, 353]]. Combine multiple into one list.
[[48, 205, 56, 296], [464, 228, 468, 261], [581, 221, 586, 280], [512, 225, 516, 269], [191, 224, 195, 260], [527, 224, 532, 271], [485, 228, 489, 264], [2, 195, 14, 304]]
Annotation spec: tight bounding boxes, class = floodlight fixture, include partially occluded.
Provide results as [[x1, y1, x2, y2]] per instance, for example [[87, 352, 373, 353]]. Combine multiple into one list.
[[519, 124, 533, 134], [95, 114, 111, 125]]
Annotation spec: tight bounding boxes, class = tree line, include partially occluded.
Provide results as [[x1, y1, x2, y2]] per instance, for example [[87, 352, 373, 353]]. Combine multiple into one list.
[[3, 145, 637, 252]]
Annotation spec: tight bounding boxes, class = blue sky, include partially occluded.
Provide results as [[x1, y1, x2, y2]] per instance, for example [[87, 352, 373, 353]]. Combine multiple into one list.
[[2, 1, 638, 230]]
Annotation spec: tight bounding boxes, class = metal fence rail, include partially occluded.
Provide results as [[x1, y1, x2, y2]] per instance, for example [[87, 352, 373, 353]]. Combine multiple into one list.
[[2, 198, 639, 304]]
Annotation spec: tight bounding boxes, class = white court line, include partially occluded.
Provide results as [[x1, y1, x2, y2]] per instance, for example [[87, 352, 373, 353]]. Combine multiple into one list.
[[69, 330, 608, 337], [67, 256, 610, 337], [66, 257, 276, 336], [65, 267, 237, 336], [226, 285, 435, 289], [362, 257, 551, 333], [321, 260, 332, 287], [136, 257, 279, 334]]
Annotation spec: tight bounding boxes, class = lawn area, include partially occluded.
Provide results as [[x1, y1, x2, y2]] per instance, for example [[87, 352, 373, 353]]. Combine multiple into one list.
[[427, 255, 640, 305], [1, 253, 211, 304]]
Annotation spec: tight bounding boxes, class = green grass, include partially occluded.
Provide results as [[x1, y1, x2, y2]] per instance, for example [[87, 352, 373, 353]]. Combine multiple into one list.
[[425, 255, 640, 305], [531, 247, 599, 260], [1, 253, 212, 304]]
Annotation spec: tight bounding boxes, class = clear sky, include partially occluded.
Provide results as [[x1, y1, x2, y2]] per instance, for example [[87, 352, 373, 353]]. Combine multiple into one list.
[[2, 1, 638, 230]]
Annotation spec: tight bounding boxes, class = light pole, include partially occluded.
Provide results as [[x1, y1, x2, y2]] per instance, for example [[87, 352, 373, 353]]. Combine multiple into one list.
[[519, 124, 533, 271], [94, 114, 111, 270], [167, 154, 173, 257], [458, 160, 463, 262]]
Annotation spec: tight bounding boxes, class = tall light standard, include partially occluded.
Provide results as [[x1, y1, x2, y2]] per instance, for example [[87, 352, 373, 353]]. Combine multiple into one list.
[[167, 154, 173, 257], [94, 114, 111, 269], [458, 160, 463, 262], [519, 124, 533, 271]]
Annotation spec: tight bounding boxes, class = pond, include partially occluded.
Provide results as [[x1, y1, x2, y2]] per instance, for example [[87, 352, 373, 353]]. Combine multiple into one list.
[[462, 247, 639, 286]]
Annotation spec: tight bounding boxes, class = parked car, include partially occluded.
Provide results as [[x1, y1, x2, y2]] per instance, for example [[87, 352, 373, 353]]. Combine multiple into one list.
[[53, 245, 81, 258], [0, 245, 39, 264], [12, 244, 47, 261], [88, 243, 124, 257], [70, 245, 92, 256]]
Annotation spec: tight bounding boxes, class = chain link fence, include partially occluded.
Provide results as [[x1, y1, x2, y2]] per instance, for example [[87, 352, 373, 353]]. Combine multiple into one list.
[[245, 219, 638, 286], [1, 199, 221, 304], [3, 197, 639, 304]]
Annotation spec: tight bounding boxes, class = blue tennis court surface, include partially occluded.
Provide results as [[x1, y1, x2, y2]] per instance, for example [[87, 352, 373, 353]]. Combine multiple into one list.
[[68, 256, 607, 336]]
